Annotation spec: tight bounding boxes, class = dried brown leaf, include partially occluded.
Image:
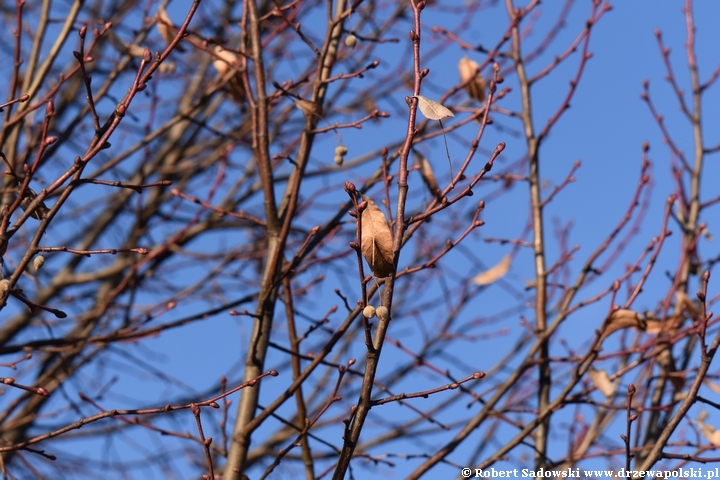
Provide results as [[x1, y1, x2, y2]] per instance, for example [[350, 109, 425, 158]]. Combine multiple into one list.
[[156, 5, 184, 51], [643, 310, 683, 336], [458, 55, 485, 102], [212, 46, 246, 104], [415, 96, 454, 121], [472, 255, 511, 286], [295, 99, 316, 119], [413, 150, 440, 198], [360, 195, 394, 278], [600, 309, 646, 341], [677, 291, 700, 320], [588, 368, 615, 396]]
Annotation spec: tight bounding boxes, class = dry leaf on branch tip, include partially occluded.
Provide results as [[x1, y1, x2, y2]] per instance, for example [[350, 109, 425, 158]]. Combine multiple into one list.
[[415, 96, 454, 121], [359, 195, 394, 278], [458, 55, 485, 102], [472, 255, 511, 286]]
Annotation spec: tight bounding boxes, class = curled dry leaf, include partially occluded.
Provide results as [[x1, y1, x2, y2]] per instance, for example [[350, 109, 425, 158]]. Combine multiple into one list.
[[643, 312, 683, 336], [587, 368, 615, 397], [643, 291, 701, 336], [676, 290, 700, 320], [458, 55, 485, 102], [360, 195, 394, 278], [599, 309, 646, 341], [212, 46, 246, 104], [415, 95, 454, 121], [472, 255, 511, 286], [413, 150, 440, 198]]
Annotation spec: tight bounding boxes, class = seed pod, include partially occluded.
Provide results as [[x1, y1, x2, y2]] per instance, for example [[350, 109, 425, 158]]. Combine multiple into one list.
[[33, 255, 45, 272], [363, 305, 376, 318], [335, 145, 348, 156], [376, 306, 389, 321], [334, 155, 344, 166], [345, 34, 357, 48], [0, 279, 9, 294]]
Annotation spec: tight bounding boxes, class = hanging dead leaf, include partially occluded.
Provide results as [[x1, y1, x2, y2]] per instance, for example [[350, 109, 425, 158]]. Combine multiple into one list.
[[413, 150, 440, 199], [360, 195, 394, 278], [588, 368, 615, 396], [676, 291, 700, 321], [599, 309, 646, 341], [705, 379, 720, 394], [472, 255, 511, 286], [415, 95, 454, 121], [156, 4, 185, 51], [295, 99, 317, 119], [458, 56, 485, 102], [212, 46, 246, 104]]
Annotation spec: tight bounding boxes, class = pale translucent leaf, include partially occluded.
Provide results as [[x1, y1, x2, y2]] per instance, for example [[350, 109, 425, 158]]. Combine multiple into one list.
[[360, 195, 394, 278], [212, 46, 238, 77], [472, 255, 511, 286], [588, 369, 615, 396], [705, 379, 720, 394], [696, 412, 720, 446], [415, 95, 454, 121]]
